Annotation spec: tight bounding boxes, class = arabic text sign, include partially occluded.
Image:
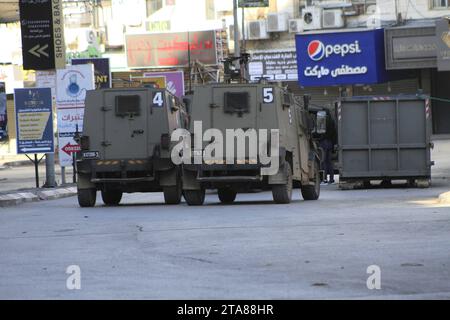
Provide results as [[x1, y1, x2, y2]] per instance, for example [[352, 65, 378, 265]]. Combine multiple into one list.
[[126, 31, 218, 68], [249, 49, 298, 82], [72, 58, 111, 89], [296, 29, 388, 86], [19, 0, 65, 70], [143, 71, 185, 97], [14, 88, 54, 154], [56, 64, 95, 166]]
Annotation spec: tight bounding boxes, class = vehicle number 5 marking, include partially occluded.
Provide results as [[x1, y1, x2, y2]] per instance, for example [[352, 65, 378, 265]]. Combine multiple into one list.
[[153, 92, 164, 107], [263, 87, 274, 103]]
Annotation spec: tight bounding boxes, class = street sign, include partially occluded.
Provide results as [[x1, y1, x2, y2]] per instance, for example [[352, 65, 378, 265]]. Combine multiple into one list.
[[19, 0, 65, 70], [14, 88, 54, 154], [61, 142, 81, 156]]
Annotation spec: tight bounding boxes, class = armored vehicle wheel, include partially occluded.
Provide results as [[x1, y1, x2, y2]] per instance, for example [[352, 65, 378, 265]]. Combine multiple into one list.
[[101, 189, 122, 206], [218, 188, 237, 204], [184, 189, 206, 206], [272, 162, 293, 204], [163, 183, 182, 205], [301, 161, 320, 201], [78, 188, 96, 207]]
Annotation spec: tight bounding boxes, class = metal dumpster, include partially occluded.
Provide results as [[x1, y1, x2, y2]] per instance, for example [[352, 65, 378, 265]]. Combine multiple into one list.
[[337, 96, 433, 187]]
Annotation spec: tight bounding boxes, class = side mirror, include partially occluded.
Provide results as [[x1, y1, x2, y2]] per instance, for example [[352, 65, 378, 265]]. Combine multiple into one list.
[[316, 111, 327, 134]]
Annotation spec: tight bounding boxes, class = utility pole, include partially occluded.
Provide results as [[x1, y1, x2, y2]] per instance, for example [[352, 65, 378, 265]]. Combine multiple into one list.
[[233, 0, 240, 58], [44, 153, 57, 187]]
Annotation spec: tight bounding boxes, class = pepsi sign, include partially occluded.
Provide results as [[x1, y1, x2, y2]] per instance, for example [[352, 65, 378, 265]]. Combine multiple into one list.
[[296, 29, 389, 86]]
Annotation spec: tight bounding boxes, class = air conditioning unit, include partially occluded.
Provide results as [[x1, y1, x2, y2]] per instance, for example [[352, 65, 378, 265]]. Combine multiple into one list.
[[302, 7, 322, 31], [322, 9, 345, 29], [288, 19, 303, 33], [246, 20, 269, 40], [267, 13, 289, 32], [228, 24, 242, 42]]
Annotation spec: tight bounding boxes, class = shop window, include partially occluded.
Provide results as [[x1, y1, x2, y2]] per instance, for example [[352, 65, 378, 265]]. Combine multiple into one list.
[[147, 0, 163, 16], [432, 0, 450, 8]]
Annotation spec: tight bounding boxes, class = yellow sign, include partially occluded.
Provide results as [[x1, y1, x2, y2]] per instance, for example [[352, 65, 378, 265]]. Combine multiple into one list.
[[17, 111, 50, 140]]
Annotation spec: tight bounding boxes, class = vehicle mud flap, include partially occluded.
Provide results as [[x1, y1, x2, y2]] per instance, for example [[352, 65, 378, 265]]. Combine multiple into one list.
[[159, 167, 178, 187], [77, 172, 95, 190], [182, 166, 202, 190], [268, 161, 287, 185]]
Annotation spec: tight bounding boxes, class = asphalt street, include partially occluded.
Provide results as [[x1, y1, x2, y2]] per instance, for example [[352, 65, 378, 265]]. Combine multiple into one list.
[[0, 140, 449, 299]]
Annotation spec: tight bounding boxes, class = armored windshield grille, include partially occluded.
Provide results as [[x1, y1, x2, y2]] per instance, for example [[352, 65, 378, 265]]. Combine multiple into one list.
[[115, 95, 140, 117], [224, 92, 250, 114]]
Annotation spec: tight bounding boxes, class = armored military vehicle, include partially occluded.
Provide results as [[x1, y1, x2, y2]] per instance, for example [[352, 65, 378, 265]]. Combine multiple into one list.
[[181, 81, 321, 205], [76, 87, 187, 207]]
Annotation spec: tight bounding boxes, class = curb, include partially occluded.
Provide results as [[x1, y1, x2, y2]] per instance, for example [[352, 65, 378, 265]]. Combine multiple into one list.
[[0, 186, 77, 207], [438, 191, 450, 204]]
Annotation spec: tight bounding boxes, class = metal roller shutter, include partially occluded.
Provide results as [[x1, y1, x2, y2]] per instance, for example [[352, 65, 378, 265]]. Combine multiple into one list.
[[286, 83, 341, 110], [352, 78, 420, 96]]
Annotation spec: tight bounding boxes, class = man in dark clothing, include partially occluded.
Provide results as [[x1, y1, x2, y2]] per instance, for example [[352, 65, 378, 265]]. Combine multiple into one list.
[[319, 111, 337, 184]]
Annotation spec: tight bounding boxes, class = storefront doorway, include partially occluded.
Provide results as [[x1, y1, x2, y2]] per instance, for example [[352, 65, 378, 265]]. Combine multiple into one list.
[[431, 70, 450, 134]]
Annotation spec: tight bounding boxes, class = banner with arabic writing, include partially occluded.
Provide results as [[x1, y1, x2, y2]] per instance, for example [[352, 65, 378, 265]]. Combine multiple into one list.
[[125, 30, 218, 68], [295, 29, 389, 87]]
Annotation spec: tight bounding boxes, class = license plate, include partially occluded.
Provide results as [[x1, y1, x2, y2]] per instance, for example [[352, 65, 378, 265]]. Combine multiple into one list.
[[82, 151, 99, 159]]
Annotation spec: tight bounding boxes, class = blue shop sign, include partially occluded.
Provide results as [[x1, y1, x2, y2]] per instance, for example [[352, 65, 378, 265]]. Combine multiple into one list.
[[295, 29, 388, 87], [15, 88, 54, 154]]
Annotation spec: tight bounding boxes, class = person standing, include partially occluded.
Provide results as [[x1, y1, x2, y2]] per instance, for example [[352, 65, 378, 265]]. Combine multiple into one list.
[[319, 110, 337, 184]]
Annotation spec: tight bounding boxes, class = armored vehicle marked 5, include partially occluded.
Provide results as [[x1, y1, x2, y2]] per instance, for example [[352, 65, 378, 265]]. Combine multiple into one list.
[[76, 87, 187, 207], [181, 82, 321, 205]]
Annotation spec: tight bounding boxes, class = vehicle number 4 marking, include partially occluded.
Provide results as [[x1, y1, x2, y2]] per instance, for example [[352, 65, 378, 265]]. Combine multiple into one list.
[[263, 88, 274, 103], [153, 92, 164, 107]]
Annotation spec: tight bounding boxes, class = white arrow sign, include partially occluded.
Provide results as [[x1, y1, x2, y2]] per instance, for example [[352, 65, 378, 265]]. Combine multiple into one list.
[[21, 147, 51, 153], [28, 44, 49, 58]]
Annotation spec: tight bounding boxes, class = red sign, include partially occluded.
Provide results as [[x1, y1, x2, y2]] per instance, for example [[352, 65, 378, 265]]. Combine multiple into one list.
[[62, 142, 81, 156], [125, 30, 218, 68]]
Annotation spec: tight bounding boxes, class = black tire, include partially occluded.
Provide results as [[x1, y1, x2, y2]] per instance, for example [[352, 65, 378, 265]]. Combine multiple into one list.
[[301, 161, 320, 201], [218, 188, 237, 204], [101, 189, 122, 206], [183, 189, 205, 206], [272, 162, 293, 204], [163, 181, 182, 205], [77, 188, 96, 207]]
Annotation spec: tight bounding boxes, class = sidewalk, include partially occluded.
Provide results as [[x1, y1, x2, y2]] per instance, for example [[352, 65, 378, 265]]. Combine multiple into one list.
[[0, 163, 77, 207]]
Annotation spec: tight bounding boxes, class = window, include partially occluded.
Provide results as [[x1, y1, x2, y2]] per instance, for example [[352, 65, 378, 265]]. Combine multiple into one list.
[[432, 0, 450, 8], [205, 0, 215, 20], [115, 95, 141, 117], [224, 92, 250, 114], [146, 0, 163, 17]]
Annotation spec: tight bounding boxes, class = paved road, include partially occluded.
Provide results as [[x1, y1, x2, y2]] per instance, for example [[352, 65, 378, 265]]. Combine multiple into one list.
[[0, 141, 449, 299]]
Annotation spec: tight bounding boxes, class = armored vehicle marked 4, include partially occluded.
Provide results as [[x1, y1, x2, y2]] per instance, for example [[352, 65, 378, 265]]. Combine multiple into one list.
[[76, 87, 187, 207]]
